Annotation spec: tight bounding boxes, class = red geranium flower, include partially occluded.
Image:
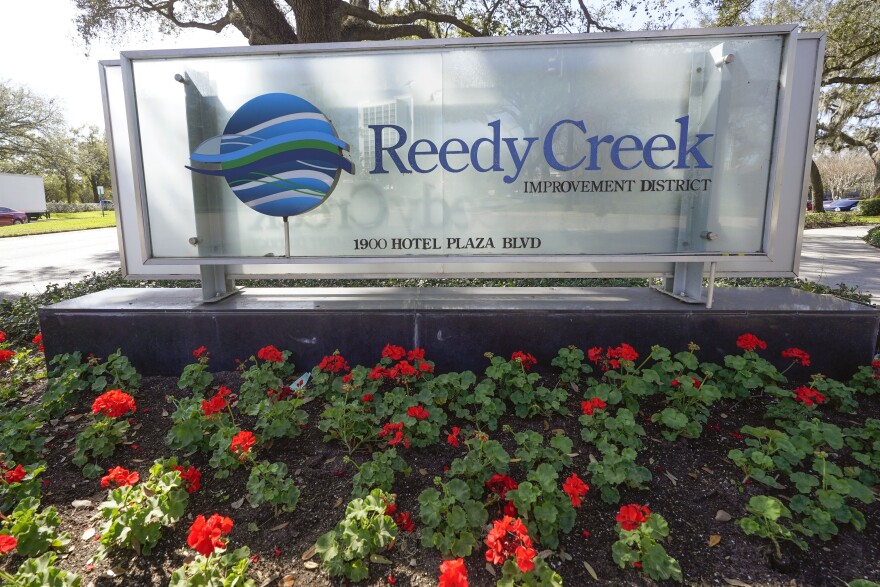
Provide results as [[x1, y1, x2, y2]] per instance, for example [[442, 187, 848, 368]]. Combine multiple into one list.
[[439, 558, 469, 587], [0, 349, 15, 364], [0, 331, 5, 343], [736, 333, 767, 352], [318, 353, 350, 373], [361, 393, 374, 403], [447, 426, 461, 447], [0, 534, 16, 554], [256, 345, 284, 363], [587, 346, 604, 363], [192, 346, 208, 359], [562, 472, 589, 508], [782, 347, 811, 367], [581, 397, 608, 416], [407, 405, 430, 420], [32, 333, 44, 352], [616, 504, 651, 531], [4, 464, 26, 484], [230, 431, 256, 457], [607, 343, 639, 369], [485, 516, 536, 573], [173, 465, 202, 494], [407, 347, 426, 361], [91, 390, 136, 418], [382, 344, 406, 361], [378, 422, 409, 447], [368, 366, 389, 380], [417, 360, 435, 374], [394, 511, 415, 532], [101, 466, 139, 488], [511, 351, 537, 371], [187, 514, 233, 556], [485, 474, 518, 500], [201, 393, 227, 417], [793, 386, 827, 407], [390, 360, 418, 379]]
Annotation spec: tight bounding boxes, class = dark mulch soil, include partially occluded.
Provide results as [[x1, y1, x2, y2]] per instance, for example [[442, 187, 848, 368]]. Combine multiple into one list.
[[4, 370, 880, 587]]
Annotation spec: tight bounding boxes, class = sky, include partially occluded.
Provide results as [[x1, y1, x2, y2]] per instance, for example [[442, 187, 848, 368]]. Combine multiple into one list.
[[0, 0, 248, 129]]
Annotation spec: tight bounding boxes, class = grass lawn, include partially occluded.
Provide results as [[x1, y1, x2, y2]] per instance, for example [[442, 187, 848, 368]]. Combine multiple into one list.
[[804, 211, 880, 228], [0, 211, 115, 237]]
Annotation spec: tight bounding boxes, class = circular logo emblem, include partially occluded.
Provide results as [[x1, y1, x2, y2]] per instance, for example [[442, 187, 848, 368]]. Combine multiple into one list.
[[187, 93, 354, 217]]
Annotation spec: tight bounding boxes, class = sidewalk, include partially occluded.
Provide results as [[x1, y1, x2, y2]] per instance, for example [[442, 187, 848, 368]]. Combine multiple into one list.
[[799, 225, 880, 303]]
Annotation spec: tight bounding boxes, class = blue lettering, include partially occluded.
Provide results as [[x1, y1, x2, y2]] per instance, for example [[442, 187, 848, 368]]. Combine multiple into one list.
[[369, 124, 410, 174], [408, 139, 438, 173], [644, 134, 675, 169], [610, 135, 643, 170], [543, 119, 587, 171], [585, 133, 614, 170], [503, 137, 539, 183], [439, 138, 470, 172], [674, 116, 713, 169], [471, 120, 503, 172]]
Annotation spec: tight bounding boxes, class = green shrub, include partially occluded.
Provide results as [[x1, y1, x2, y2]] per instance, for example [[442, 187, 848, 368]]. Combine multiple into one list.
[[865, 226, 880, 249], [858, 198, 880, 216]]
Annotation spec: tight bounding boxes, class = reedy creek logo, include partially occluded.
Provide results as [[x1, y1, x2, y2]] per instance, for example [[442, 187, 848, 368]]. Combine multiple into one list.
[[367, 116, 714, 184]]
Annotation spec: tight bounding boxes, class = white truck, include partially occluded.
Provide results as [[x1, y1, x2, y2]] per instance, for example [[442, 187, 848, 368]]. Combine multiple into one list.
[[0, 173, 49, 221]]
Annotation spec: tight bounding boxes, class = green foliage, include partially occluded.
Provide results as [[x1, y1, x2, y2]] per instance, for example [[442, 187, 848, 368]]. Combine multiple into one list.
[[448, 375, 506, 431], [550, 346, 593, 386], [845, 418, 880, 483], [237, 350, 296, 411], [580, 407, 645, 452], [447, 434, 511, 497], [166, 395, 220, 454], [484, 354, 567, 418], [505, 463, 576, 549], [314, 489, 399, 583], [727, 425, 810, 488], [0, 345, 45, 403], [318, 388, 381, 454], [207, 426, 245, 479], [72, 414, 131, 478], [849, 362, 880, 396], [858, 198, 880, 217], [96, 458, 190, 559], [349, 448, 411, 499], [0, 406, 47, 467], [375, 387, 447, 447], [0, 497, 70, 557], [651, 376, 721, 441], [168, 547, 255, 587], [498, 557, 563, 587], [0, 462, 45, 512], [511, 429, 573, 473], [177, 360, 214, 396], [252, 394, 308, 441], [586, 444, 652, 504], [0, 553, 81, 587], [714, 351, 785, 399], [418, 477, 488, 557], [738, 495, 806, 556], [612, 512, 682, 582], [246, 461, 300, 513]]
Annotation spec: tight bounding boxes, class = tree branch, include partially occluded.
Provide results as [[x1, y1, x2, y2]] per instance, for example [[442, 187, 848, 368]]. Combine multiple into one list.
[[343, 22, 436, 41], [337, 1, 485, 37], [577, 0, 619, 32]]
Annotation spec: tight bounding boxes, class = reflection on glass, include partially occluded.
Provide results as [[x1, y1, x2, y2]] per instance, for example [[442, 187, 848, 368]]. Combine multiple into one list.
[[128, 35, 784, 260]]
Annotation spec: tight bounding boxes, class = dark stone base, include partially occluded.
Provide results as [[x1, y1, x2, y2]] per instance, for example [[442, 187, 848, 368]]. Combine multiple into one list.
[[38, 287, 879, 382]]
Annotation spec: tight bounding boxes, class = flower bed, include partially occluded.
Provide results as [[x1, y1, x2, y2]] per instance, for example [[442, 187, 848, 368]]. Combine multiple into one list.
[[1, 330, 880, 586]]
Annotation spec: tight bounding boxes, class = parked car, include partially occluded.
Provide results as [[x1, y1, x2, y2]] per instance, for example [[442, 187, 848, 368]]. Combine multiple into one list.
[[823, 197, 862, 212], [0, 206, 29, 226]]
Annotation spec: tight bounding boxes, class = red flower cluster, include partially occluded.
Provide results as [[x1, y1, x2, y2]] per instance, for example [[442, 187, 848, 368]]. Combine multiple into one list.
[[581, 397, 608, 416], [793, 386, 827, 407], [562, 473, 590, 507], [0, 349, 15, 364], [485, 516, 537, 573], [447, 426, 461, 447], [101, 466, 139, 488], [32, 333, 43, 352], [91, 390, 136, 418], [439, 558, 469, 587], [4, 464, 26, 484], [670, 377, 702, 388], [616, 504, 651, 531], [873, 359, 880, 381], [372, 345, 434, 381], [0, 534, 16, 554], [407, 405, 430, 420], [361, 394, 374, 403], [0, 331, 5, 343], [201, 387, 231, 417], [511, 351, 537, 371], [588, 343, 639, 370], [485, 474, 518, 500], [782, 347, 811, 367], [379, 422, 410, 448], [383, 502, 415, 532], [256, 345, 284, 363], [318, 353, 350, 373], [187, 514, 233, 556], [192, 346, 208, 359], [736, 333, 767, 352], [382, 344, 407, 360], [230, 430, 256, 458], [174, 465, 202, 493]]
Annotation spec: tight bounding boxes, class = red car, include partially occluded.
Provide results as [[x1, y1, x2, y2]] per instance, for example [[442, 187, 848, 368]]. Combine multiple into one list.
[[0, 207, 29, 226]]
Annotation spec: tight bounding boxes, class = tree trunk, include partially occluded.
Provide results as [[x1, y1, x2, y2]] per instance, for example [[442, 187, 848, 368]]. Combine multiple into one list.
[[289, 0, 345, 43], [810, 159, 826, 213], [869, 148, 880, 199], [64, 174, 73, 204]]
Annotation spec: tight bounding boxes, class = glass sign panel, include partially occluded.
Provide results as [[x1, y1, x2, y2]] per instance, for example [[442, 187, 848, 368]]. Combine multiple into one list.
[[124, 33, 787, 262]]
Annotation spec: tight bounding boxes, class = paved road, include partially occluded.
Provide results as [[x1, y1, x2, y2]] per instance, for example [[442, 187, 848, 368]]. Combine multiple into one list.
[[798, 225, 880, 303], [0, 227, 120, 299], [0, 224, 878, 302]]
